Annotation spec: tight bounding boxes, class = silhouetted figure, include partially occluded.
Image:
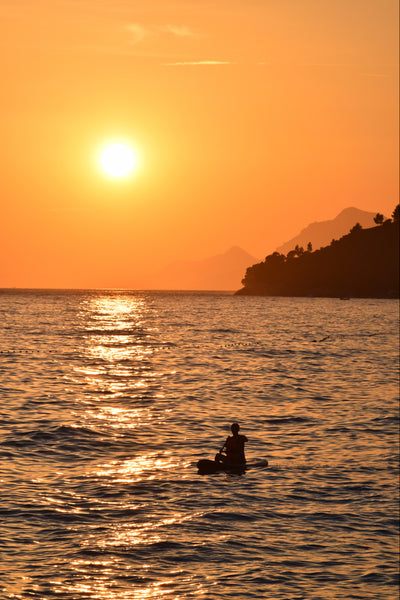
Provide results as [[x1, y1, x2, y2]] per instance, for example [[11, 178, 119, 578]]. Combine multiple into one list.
[[215, 423, 248, 466]]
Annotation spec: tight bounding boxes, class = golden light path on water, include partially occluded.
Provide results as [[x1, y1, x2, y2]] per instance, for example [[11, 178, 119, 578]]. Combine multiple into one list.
[[65, 295, 202, 599]]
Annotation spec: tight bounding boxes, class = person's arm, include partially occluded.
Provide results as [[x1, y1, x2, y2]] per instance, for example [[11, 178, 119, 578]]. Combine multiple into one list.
[[219, 436, 229, 452]]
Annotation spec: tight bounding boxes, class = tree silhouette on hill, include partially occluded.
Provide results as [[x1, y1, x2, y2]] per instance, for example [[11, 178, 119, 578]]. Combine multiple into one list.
[[236, 205, 399, 298]]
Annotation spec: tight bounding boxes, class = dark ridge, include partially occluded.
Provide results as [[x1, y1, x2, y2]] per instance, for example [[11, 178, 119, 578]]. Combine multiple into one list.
[[236, 208, 399, 298]]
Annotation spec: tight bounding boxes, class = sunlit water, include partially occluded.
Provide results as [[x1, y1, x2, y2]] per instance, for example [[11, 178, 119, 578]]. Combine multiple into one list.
[[0, 290, 398, 600]]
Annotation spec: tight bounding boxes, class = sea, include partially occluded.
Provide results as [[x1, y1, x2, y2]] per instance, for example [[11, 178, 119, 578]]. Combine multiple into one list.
[[0, 290, 398, 600]]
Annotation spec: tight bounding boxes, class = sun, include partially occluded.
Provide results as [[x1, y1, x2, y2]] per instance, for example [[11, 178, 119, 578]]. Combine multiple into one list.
[[100, 143, 136, 177]]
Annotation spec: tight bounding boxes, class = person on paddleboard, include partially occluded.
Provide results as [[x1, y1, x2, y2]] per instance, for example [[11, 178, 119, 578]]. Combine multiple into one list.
[[215, 422, 248, 466]]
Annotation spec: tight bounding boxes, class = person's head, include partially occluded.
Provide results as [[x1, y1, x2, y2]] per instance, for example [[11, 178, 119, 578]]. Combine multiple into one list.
[[231, 422, 240, 435]]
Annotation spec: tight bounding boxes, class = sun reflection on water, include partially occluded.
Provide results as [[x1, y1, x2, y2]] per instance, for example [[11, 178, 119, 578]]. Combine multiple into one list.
[[83, 406, 152, 428], [94, 453, 180, 484], [71, 295, 164, 397], [61, 295, 203, 598], [62, 569, 205, 600], [86, 296, 154, 355]]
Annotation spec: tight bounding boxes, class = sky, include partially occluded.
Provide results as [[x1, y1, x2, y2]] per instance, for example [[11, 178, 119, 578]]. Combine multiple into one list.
[[0, 0, 398, 289]]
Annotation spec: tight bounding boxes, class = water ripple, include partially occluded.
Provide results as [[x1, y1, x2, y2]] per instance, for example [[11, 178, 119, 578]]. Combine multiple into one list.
[[0, 292, 398, 600]]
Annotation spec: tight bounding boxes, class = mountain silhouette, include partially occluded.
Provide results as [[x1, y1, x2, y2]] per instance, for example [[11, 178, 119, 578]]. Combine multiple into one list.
[[276, 207, 378, 255], [237, 217, 399, 298], [154, 246, 259, 290]]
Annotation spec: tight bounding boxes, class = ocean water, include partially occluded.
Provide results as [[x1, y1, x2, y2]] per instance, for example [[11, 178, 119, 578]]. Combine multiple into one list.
[[0, 290, 398, 600]]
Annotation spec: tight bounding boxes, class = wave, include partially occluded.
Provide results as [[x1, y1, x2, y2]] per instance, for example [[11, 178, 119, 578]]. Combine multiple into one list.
[[208, 328, 240, 334], [68, 328, 152, 338], [264, 416, 312, 424], [0, 424, 140, 454]]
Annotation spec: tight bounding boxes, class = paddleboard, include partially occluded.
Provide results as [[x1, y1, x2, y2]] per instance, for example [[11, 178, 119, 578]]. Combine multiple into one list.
[[197, 458, 268, 475]]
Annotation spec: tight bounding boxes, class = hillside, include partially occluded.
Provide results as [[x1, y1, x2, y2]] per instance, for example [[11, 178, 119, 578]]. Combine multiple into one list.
[[276, 207, 378, 255], [237, 218, 399, 298]]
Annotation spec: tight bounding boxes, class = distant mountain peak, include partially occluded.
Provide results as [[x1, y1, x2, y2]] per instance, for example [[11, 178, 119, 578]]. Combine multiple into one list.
[[152, 246, 259, 290], [276, 207, 378, 255], [335, 207, 377, 222], [337, 206, 362, 215], [225, 245, 255, 258]]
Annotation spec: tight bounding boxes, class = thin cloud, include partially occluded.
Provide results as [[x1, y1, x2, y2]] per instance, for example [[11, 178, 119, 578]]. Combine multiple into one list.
[[161, 24, 196, 37], [164, 60, 235, 66], [362, 72, 389, 78], [126, 23, 149, 44], [126, 22, 196, 44]]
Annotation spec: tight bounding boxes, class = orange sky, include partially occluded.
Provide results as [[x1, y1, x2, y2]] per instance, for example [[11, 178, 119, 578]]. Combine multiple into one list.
[[0, 0, 398, 288]]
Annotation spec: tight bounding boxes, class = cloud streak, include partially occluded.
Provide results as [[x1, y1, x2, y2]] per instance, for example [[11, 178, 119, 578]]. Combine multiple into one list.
[[126, 22, 197, 44], [164, 60, 235, 66], [126, 23, 149, 44], [161, 24, 195, 37]]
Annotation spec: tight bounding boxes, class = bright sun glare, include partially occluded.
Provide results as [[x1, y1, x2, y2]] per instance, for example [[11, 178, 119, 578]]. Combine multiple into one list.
[[100, 143, 136, 177]]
